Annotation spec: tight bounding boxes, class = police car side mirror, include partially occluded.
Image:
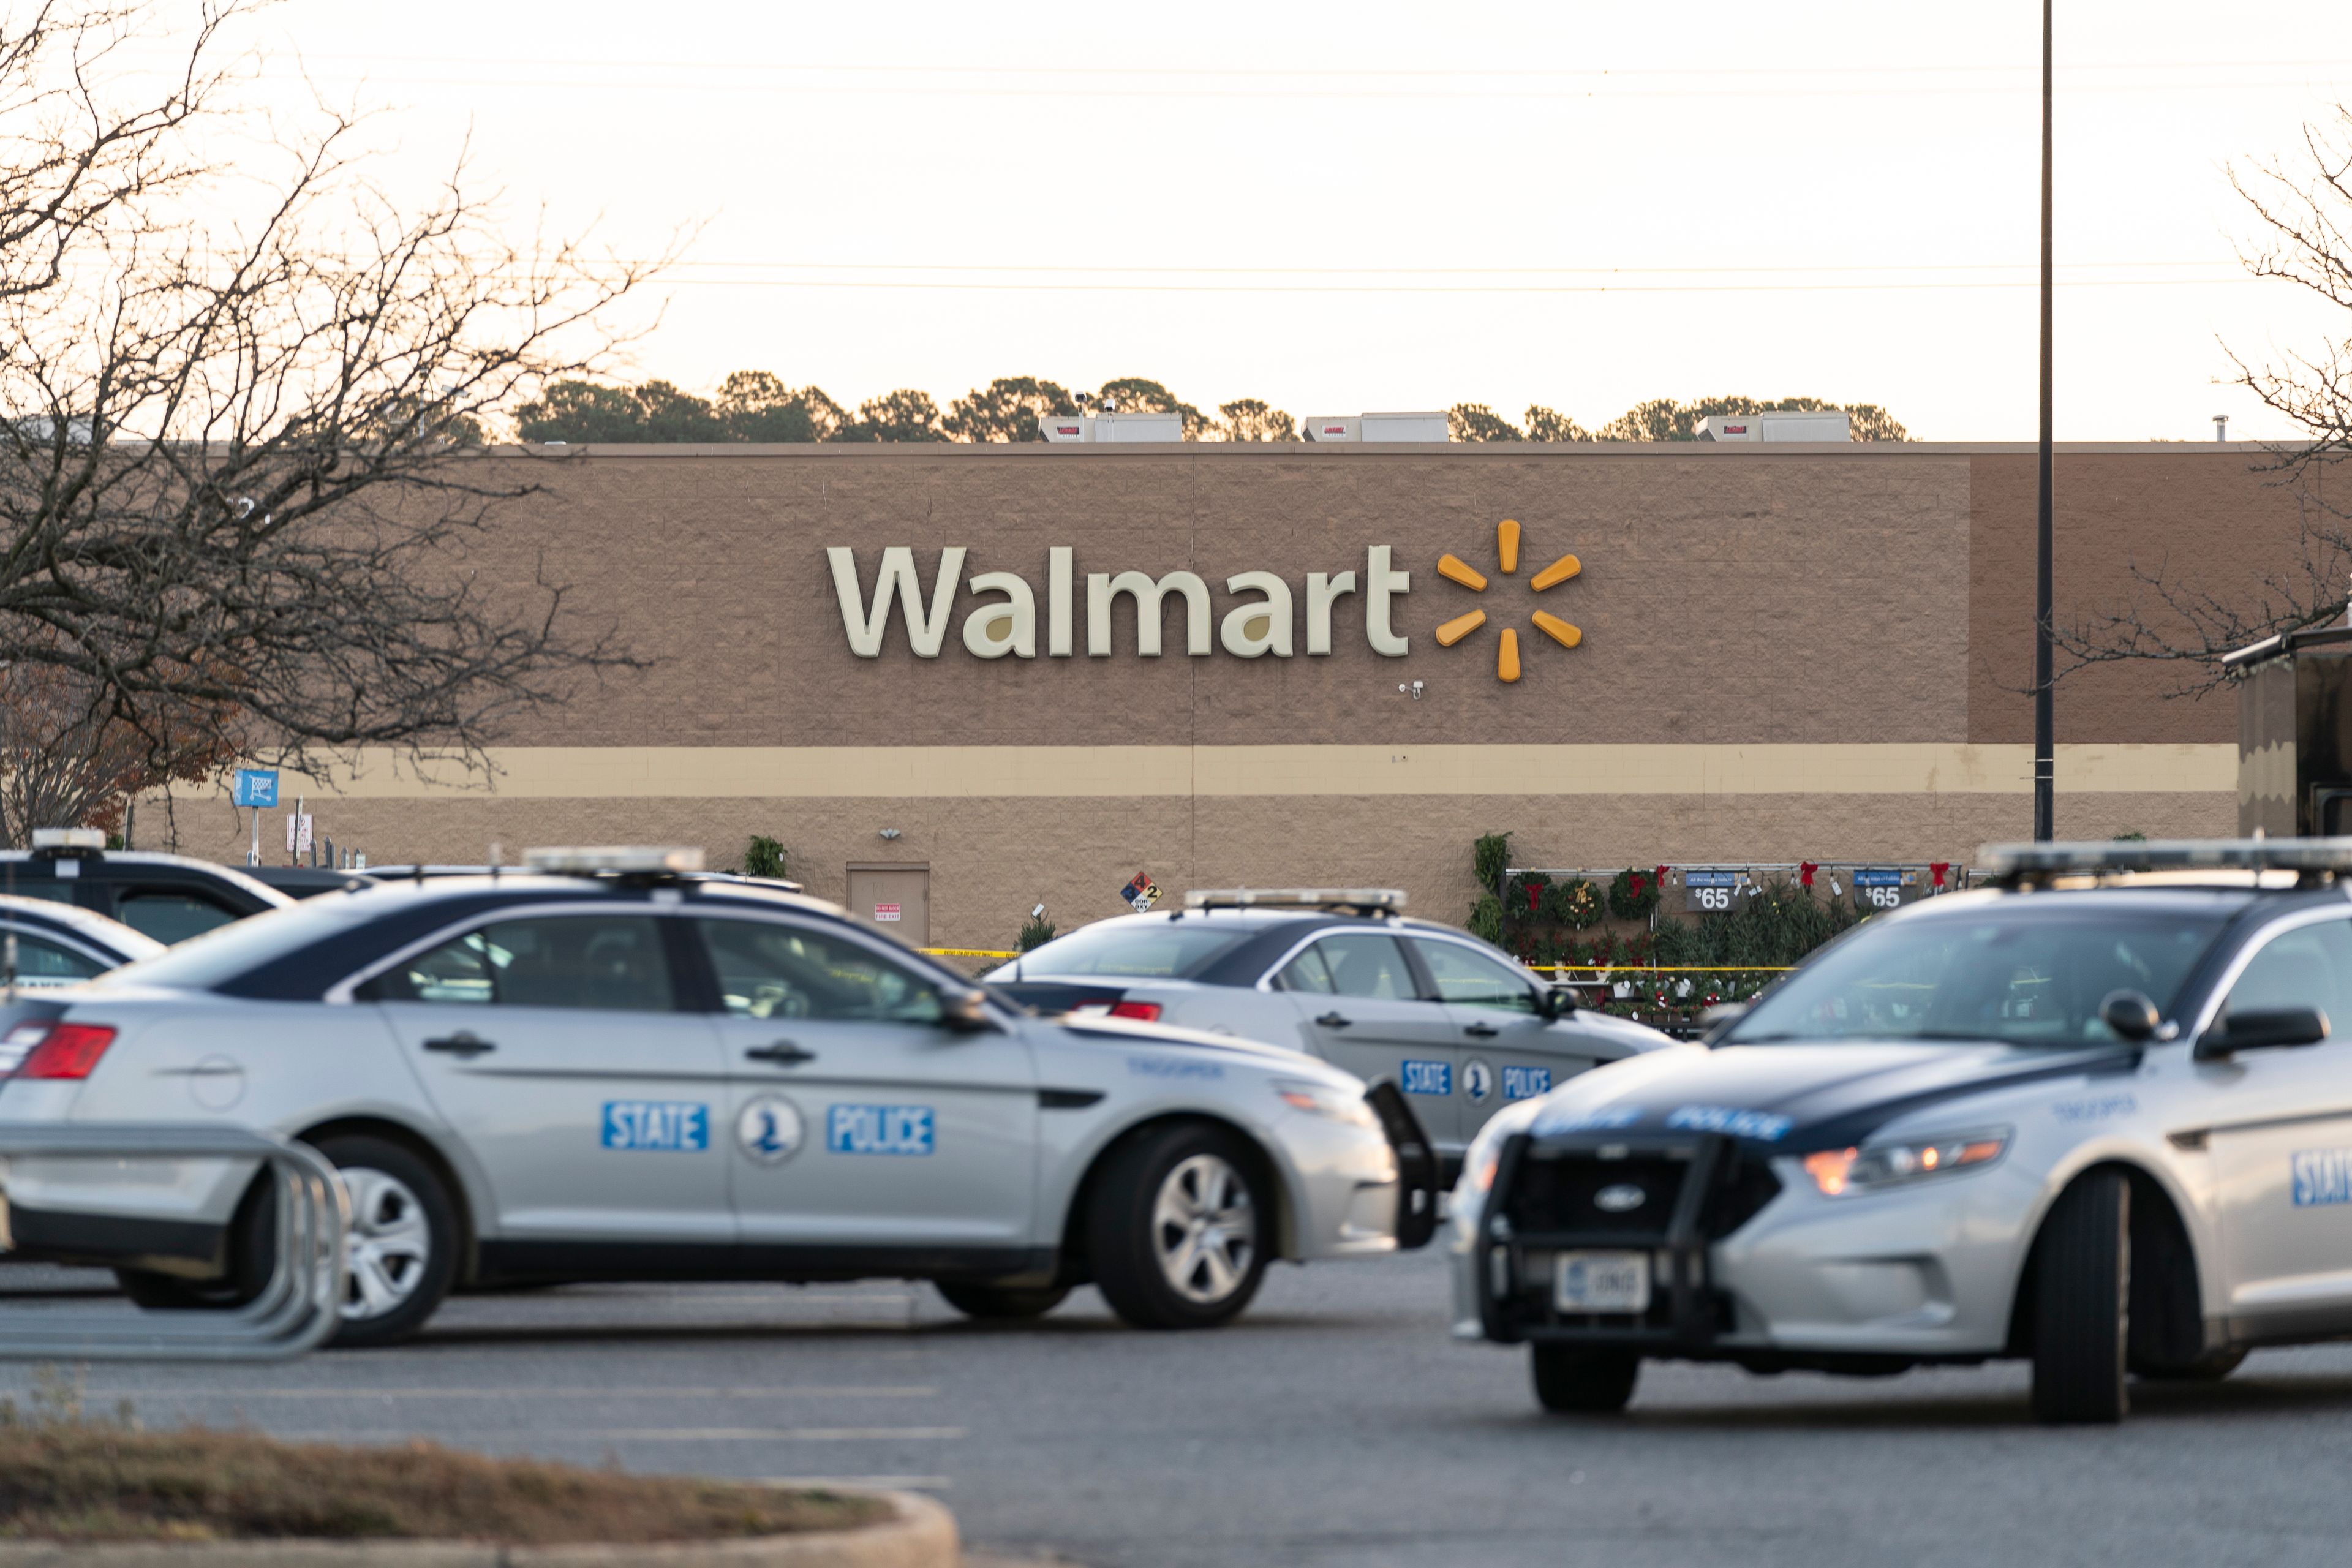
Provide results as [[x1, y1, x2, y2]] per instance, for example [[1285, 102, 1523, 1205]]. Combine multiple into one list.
[[2195, 1005, 2329, 1060], [938, 988, 1000, 1034], [1538, 984, 1579, 1021], [1697, 1002, 1747, 1046], [2098, 989, 2162, 1042]]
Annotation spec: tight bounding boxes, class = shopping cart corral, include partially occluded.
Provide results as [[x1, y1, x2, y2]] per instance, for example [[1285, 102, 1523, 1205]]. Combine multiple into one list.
[[0, 1125, 346, 1359]]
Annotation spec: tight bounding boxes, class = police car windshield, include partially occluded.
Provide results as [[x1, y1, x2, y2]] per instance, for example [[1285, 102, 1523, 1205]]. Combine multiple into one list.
[[1723, 906, 2231, 1047], [992, 918, 1253, 979], [91, 897, 368, 990]]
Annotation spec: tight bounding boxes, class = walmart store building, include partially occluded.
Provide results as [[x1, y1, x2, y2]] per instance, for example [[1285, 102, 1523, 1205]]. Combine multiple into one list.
[[200, 439, 2267, 949]]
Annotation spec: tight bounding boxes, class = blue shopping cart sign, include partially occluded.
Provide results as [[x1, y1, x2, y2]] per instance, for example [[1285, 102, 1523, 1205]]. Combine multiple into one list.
[[232, 769, 279, 809]]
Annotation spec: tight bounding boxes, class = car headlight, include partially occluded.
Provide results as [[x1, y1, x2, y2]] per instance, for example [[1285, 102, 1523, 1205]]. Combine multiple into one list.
[[1802, 1128, 2010, 1197], [1460, 1102, 1545, 1196], [1273, 1079, 1378, 1128]]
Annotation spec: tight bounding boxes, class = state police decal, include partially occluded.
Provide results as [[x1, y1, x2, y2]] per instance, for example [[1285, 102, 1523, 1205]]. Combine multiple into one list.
[[827, 1104, 937, 1156], [1502, 1065, 1552, 1101], [1400, 1060, 1452, 1096], [736, 1096, 805, 1165], [2292, 1148, 2352, 1207], [601, 1101, 710, 1152]]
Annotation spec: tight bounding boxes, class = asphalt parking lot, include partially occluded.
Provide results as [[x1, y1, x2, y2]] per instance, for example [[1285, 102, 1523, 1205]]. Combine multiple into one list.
[[8, 1247, 2352, 1567]]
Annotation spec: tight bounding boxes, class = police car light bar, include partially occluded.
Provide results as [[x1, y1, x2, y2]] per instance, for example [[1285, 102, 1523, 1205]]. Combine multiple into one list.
[[29, 827, 104, 853], [522, 846, 706, 875], [1184, 888, 1407, 914], [1978, 838, 2352, 878]]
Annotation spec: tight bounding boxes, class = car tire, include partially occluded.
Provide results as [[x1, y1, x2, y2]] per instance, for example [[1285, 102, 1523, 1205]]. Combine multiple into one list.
[[114, 1165, 279, 1310], [1087, 1121, 1270, 1330], [2135, 1347, 2247, 1383], [114, 1267, 240, 1310], [1531, 1345, 1641, 1414], [2031, 1168, 2131, 1425], [310, 1133, 460, 1349], [935, 1281, 1072, 1320]]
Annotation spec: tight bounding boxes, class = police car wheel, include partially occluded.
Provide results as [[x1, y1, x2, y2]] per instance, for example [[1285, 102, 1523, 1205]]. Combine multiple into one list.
[[934, 1281, 1072, 1320], [1087, 1123, 1270, 1330], [2030, 1169, 2131, 1425], [1530, 1345, 1640, 1414], [114, 1268, 243, 1310], [2135, 1347, 2247, 1382], [114, 1169, 278, 1310], [314, 1134, 459, 1349]]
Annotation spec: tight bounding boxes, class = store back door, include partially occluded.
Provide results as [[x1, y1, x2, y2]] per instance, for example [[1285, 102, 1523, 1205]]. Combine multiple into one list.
[[846, 864, 930, 948]]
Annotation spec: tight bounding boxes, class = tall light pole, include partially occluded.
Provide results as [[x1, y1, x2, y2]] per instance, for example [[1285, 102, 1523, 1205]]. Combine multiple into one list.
[[2033, 0, 2056, 841]]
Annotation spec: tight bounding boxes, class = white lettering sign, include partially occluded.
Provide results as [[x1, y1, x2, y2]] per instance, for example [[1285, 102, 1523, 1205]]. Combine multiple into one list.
[[829, 548, 1408, 661]]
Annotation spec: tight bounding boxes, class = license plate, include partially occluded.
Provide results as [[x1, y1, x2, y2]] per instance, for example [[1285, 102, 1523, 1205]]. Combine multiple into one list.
[[1554, 1250, 1651, 1314]]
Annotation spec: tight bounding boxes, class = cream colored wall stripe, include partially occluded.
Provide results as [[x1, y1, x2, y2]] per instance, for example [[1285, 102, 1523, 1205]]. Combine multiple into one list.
[[275, 742, 2235, 801]]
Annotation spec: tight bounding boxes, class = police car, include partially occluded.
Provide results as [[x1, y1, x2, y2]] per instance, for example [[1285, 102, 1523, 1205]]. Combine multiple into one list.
[[990, 891, 1679, 1181], [2, 828, 293, 941], [0, 851, 1434, 1346], [1452, 840, 2352, 1424], [0, 895, 164, 984]]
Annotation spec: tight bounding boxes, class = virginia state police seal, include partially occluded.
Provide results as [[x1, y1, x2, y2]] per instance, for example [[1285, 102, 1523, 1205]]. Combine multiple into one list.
[[1463, 1058, 1494, 1104], [736, 1095, 805, 1164]]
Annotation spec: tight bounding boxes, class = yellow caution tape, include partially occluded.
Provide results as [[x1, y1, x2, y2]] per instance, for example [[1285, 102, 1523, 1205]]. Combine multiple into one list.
[[922, 947, 1020, 959]]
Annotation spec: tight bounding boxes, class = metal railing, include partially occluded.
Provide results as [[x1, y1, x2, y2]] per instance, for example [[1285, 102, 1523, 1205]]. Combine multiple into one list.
[[0, 1124, 347, 1360]]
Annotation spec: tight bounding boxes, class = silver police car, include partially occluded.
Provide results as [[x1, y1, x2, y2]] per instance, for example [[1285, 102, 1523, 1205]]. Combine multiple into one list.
[[990, 890, 1679, 1182], [1453, 840, 2352, 1424], [0, 851, 1433, 1345]]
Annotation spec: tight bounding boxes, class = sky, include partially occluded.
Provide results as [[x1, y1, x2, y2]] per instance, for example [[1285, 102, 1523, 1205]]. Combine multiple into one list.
[[176, 1, 2352, 440]]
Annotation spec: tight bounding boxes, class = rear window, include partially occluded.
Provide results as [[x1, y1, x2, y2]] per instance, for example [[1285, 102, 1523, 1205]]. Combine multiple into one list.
[[114, 889, 243, 945], [992, 918, 1253, 979], [93, 899, 374, 992]]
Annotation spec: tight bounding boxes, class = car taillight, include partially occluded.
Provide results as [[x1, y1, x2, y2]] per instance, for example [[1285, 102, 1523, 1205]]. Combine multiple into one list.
[[1107, 1000, 1162, 1022], [17, 1023, 117, 1079]]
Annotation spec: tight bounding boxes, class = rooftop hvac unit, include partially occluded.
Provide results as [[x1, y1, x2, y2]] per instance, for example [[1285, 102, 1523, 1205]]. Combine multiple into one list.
[[1360, 411, 1449, 443], [1303, 416, 1360, 442], [1088, 412, 1185, 443], [1039, 417, 1088, 443], [1697, 411, 1852, 443]]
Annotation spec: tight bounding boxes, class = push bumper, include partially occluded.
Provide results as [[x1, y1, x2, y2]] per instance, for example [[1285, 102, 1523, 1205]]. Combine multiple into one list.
[[1457, 1128, 2034, 1362], [1469, 1129, 1741, 1351]]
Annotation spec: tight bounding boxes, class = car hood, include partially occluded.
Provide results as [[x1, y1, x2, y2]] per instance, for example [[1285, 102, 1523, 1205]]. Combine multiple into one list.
[[1523, 1037, 2135, 1151]]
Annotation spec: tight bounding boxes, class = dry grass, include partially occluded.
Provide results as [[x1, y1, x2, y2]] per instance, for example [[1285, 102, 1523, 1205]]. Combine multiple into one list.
[[0, 1373, 883, 1545]]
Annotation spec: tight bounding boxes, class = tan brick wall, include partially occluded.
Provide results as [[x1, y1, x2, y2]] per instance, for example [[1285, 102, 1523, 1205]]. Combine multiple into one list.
[[159, 785, 2236, 954], [142, 443, 2275, 947]]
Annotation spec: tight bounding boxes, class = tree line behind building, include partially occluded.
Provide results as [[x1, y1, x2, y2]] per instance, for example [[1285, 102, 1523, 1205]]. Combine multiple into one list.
[[513, 374, 1910, 445]]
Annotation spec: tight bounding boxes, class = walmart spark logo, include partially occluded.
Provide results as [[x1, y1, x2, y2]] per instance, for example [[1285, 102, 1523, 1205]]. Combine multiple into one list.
[[1433, 520, 1583, 682]]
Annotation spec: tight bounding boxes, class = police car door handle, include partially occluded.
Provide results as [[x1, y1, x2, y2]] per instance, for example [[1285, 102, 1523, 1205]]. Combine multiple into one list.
[[423, 1031, 494, 1057], [1463, 1022, 1500, 1038], [745, 1041, 816, 1066], [1314, 1011, 1352, 1028]]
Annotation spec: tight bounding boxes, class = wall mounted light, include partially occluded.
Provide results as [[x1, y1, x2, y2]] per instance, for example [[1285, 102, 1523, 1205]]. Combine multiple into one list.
[[878, 828, 902, 840]]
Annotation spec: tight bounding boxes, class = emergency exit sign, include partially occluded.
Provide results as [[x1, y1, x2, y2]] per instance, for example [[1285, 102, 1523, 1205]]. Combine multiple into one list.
[[873, 903, 902, 922]]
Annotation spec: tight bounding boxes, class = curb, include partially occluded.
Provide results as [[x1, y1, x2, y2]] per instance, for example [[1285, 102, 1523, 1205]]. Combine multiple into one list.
[[0, 1490, 956, 1568]]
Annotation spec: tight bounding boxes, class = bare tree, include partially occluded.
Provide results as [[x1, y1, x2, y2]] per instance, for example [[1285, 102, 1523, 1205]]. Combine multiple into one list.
[[2051, 105, 2352, 698], [0, 0, 659, 835], [0, 647, 232, 843]]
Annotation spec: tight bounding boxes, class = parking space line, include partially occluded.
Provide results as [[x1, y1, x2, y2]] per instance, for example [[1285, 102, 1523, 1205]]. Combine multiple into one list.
[[268, 1427, 968, 1442], [71, 1386, 938, 1400], [568, 1428, 968, 1441]]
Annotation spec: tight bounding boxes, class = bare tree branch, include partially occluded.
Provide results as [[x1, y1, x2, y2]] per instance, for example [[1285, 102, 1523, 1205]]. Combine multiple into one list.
[[2052, 104, 2352, 698], [0, 1, 668, 833]]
